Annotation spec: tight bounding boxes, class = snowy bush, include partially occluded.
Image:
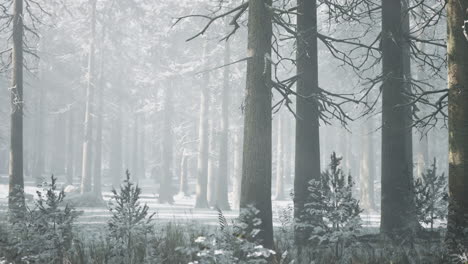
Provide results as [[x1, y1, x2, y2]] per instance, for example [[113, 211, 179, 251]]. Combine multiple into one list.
[[107, 170, 155, 264], [305, 152, 363, 259], [0, 175, 80, 264]]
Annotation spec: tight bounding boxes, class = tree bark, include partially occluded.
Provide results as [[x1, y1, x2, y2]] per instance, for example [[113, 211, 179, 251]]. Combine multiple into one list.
[[215, 38, 231, 210], [80, 0, 97, 194], [240, 0, 274, 249], [195, 44, 211, 208], [8, 0, 25, 212], [294, 0, 321, 245], [446, 0, 468, 250], [380, 0, 418, 235]]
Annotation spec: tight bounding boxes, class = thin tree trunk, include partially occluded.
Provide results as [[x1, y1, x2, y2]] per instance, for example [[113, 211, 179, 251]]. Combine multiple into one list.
[[132, 114, 139, 181], [109, 81, 123, 188], [93, 42, 105, 197], [207, 116, 216, 206], [179, 149, 188, 196], [195, 44, 210, 208], [294, 0, 321, 246], [80, 0, 97, 194], [380, 0, 418, 234], [240, 0, 274, 249], [66, 108, 75, 185], [52, 114, 66, 176], [159, 84, 174, 204], [232, 130, 242, 209], [275, 114, 285, 200], [446, 0, 468, 251], [140, 114, 146, 179], [32, 63, 45, 184], [360, 119, 375, 211], [215, 38, 231, 210], [8, 0, 25, 212]]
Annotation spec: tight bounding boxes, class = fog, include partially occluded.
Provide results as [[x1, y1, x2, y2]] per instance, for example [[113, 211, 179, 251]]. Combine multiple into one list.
[[0, 1, 464, 263]]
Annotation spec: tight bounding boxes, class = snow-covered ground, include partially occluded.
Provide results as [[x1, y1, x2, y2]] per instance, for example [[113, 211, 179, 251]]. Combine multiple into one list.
[[0, 175, 381, 229]]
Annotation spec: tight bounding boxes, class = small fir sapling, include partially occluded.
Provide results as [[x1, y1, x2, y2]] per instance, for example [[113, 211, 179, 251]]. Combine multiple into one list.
[[107, 170, 155, 263], [413, 158, 448, 231], [305, 152, 362, 258]]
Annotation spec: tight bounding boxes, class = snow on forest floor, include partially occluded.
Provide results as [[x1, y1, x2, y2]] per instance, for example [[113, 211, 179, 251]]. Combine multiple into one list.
[[0, 175, 381, 231]]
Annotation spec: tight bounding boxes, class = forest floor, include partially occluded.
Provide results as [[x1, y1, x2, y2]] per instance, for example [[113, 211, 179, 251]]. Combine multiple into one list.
[[0, 175, 381, 230]]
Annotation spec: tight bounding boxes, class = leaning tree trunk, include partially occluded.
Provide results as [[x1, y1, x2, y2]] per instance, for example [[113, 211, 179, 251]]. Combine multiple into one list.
[[159, 84, 174, 204], [294, 0, 321, 246], [380, 0, 418, 235], [240, 0, 274, 250], [446, 0, 468, 251], [195, 45, 211, 208], [80, 0, 97, 194], [8, 0, 25, 212], [215, 38, 231, 210]]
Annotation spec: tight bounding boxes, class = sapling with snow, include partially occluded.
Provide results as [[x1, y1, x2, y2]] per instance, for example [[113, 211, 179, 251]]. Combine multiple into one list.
[[305, 152, 362, 259], [107, 170, 155, 264]]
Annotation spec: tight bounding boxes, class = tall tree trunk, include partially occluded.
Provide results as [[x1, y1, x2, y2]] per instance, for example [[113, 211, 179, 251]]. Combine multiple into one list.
[[283, 115, 292, 185], [215, 39, 231, 210], [380, 0, 418, 235], [140, 114, 146, 179], [32, 66, 45, 184], [360, 119, 375, 211], [93, 46, 105, 197], [195, 45, 211, 208], [66, 108, 75, 185], [275, 114, 285, 200], [109, 82, 123, 188], [159, 84, 174, 204], [240, 0, 274, 249], [9, 0, 25, 212], [446, 0, 468, 251], [294, 0, 321, 245], [80, 0, 97, 194], [51, 114, 66, 176], [207, 116, 216, 206], [416, 133, 429, 178], [132, 114, 139, 181], [179, 149, 188, 196], [232, 130, 242, 209]]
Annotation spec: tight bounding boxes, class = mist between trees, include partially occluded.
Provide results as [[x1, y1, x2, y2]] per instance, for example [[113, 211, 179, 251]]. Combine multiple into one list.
[[0, 0, 467, 263]]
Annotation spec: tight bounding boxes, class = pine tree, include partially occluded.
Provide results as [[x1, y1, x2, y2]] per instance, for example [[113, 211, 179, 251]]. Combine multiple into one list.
[[305, 152, 362, 258], [414, 158, 448, 231]]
